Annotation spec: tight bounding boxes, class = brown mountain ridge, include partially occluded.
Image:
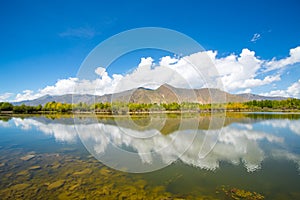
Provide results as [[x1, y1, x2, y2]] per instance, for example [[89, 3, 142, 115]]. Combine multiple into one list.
[[13, 84, 287, 106]]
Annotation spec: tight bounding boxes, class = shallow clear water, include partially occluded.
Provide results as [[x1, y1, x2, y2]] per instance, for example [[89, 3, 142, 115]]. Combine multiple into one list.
[[0, 113, 300, 199]]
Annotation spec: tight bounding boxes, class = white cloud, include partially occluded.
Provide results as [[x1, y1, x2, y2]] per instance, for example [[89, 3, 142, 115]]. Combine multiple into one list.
[[12, 46, 300, 102], [15, 90, 36, 102], [238, 88, 252, 94], [159, 56, 178, 66], [59, 27, 96, 39], [265, 46, 300, 72], [39, 78, 78, 96], [287, 79, 300, 97], [0, 92, 13, 101], [260, 79, 300, 98], [139, 57, 154, 67], [112, 52, 218, 92], [95, 67, 106, 76], [251, 33, 261, 42], [215, 48, 280, 91], [14, 78, 78, 102]]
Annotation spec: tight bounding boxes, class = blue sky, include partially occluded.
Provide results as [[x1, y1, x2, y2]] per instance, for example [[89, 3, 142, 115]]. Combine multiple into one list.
[[0, 0, 300, 101]]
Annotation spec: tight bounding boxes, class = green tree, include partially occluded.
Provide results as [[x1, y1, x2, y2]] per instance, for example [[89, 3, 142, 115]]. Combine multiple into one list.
[[0, 102, 13, 111]]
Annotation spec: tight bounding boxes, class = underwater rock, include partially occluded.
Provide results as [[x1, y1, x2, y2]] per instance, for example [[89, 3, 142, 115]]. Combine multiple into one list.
[[9, 183, 31, 191], [69, 183, 81, 191], [73, 168, 92, 175], [51, 164, 61, 169], [17, 170, 30, 176], [47, 180, 65, 190], [29, 165, 41, 170], [20, 154, 35, 161], [5, 173, 12, 178], [60, 147, 76, 152]]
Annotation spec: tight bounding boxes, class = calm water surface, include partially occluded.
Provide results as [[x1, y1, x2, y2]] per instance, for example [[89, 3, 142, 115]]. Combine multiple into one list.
[[0, 113, 300, 199]]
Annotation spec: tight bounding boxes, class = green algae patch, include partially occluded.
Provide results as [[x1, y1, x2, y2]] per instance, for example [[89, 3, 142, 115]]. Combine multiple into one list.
[[217, 186, 265, 200]]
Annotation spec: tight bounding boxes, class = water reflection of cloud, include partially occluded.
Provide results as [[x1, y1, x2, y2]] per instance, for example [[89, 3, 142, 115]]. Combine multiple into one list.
[[261, 119, 300, 135], [271, 150, 300, 171], [179, 127, 283, 172], [77, 120, 283, 172], [12, 118, 77, 143], [236, 123, 253, 130], [0, 120, 10, 128], [7, 117, 289, 172]]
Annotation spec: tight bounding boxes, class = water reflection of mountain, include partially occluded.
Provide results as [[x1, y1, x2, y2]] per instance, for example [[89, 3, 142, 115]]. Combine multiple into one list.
[[1, 112, 299, 134]]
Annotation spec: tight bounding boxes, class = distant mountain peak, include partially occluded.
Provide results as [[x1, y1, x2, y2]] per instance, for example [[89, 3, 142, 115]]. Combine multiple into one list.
[[12, 84, 290, 106], [157, 83, 176, 91], [236, 93, 287, 101], [160, 83, 174, 88]]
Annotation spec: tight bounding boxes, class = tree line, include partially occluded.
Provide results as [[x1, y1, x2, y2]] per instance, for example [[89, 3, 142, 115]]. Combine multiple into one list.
[[0, 98, 299, 114]]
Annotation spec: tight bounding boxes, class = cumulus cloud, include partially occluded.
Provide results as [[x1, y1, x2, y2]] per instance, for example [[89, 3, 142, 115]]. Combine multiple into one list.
[[287, 79, 300, 97], [251, 33, 261, 42], [112, 52, 218, 92], [215, 48, 280, 91], [15, 90, 36, 102], [159, 56, 178, 66], [0, 92, 13, 101], [12, 46, 300, 102], [14, 78, 79, 102], [95, 67, 106, 76], [260, 79, 300, 98], [265, 46, 300, 72]]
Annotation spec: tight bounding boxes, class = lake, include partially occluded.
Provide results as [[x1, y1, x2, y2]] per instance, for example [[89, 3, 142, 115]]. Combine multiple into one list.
[[0, 112, 300, 199]]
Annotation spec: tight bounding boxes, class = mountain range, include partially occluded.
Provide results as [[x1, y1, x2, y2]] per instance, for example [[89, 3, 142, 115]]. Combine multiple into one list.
[[13, 84, 288, 106]]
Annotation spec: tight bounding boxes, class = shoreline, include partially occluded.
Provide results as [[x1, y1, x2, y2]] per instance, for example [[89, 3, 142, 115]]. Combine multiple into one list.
[[1, 109, 299, 117]]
